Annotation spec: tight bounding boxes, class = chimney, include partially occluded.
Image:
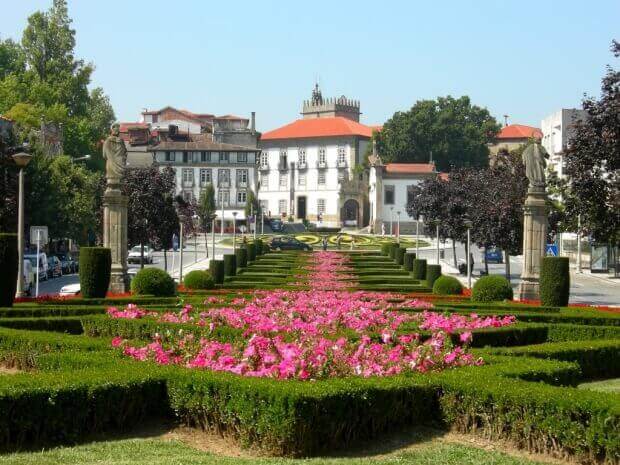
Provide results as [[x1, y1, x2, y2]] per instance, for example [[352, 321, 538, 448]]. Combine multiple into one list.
[[250, 112, 256, 133]]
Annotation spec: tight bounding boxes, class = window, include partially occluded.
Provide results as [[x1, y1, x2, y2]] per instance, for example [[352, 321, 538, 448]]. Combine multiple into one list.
[[219, 152, 229, 163], [261, 173, 269, 190], [200, 168, 212, 186], [237, 191, 247, 204], [318, 171, 326, 185], [218, 168, 230, 186], [182, 151, 191, 163], [337, 170, 345, 182], [260, 151, 269, 167], [182, 168, 194, 185], [182, 190, 193, 202], [237, 169, 248, 186], [338, 146, 346, 165], [165, 151, 175, 162], [278, 199, 287, 215], [218, 189, 230, 205], [237, 152, 247, 163], [200, 151, 210, 162], [298, 173, 306, 186], [279, 173, 287, 188], [407, 185, 416, 205], [384, 185, 395, 204], [298, 148, 306, 165], [318, 147, 326, 165], [317, 199, 326, 215], [279, 149, 287, 168]]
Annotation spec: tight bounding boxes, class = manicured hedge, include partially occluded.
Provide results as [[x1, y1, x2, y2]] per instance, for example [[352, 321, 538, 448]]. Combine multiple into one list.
[[380, 243, 391, 256], [235, 248, 248, 268], [412, 259, 427, 280], [472, 275, 513, 302], [223, 255, 237, 277], [394, 247, 406, 265], [388, 243, 398, 259], [540, 257, 570, 307], [432, 276, 463, 295], [403, 252, 416, 271], [0, 234, 17, 307], [183, 270, 214, 290], [255, 239, 264, 255], [131, 268, 175, 296], [209, 260, 224, 284], [426, 264, 441, 288], [78, 247, 111, 298], [247, 243, 257, 262]]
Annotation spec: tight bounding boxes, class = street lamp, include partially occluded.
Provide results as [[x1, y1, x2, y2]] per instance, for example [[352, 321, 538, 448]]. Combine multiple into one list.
[[464, 218, 473, 289], [416, 214, 422, 257], [432, 219, 440, 265], [390, 206, 394, 237], [396, 211, 401, 244], [220, 194, 226, 239], [577, 214, 582, 273], [210, 213, 217, 259], [13, 152, 32, 298], [232, 211, 238, 253], [71, 154, 91, 163], [192, 214, 200, 263]]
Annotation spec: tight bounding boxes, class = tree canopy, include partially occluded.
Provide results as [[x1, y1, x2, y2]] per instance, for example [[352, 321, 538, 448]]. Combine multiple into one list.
[[376, 96, 500, 171]]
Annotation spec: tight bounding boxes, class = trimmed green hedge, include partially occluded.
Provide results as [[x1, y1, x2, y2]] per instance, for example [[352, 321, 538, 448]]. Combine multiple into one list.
[[403, 252, 416, 271], [247, 243, 257, 262], [223, 255, 237, 277], [380, 243, 391, 256], [255, 239, 264, 255], [394, 247, 406, 265], [426, 264, 441, 288], [540, 257, 570, 307], [432, 276, 463, 295], [131, 268, 175, 297], [0, 234, 17, 307], [78, 247, 111, 298], [209, 260, 224, 284], [388, 243, 398, 259], [235, 248, 248, 268], [472, 275, 513, 302], [183, 270, 214, 290], [412, 259, 427, 280]]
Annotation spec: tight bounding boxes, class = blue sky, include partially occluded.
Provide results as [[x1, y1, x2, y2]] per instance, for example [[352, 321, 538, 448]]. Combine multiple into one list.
[[1, 0, 618, 131]]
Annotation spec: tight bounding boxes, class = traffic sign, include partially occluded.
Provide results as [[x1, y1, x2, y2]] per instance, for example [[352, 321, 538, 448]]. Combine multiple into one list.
[[30, 226, 48, 244], [546, 244, 558, 256]]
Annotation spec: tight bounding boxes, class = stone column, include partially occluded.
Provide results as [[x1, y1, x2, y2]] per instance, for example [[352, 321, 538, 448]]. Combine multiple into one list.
[[103, 187, 129, 294], [516, 186, 548, 300]]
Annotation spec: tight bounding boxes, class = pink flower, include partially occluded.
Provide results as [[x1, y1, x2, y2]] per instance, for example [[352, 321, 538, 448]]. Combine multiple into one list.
[[459, 331, 473, 344], [111, 336, 123, 347]]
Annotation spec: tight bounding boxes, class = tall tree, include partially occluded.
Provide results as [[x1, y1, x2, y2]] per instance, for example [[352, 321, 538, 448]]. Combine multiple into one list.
[[197, 183, 216, 257], [377, 96, 500, 171]]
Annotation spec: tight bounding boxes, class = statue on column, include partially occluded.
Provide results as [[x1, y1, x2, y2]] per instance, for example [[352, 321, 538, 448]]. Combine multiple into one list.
[[102, 123, 127, 189], [522, 142, 548, 189]]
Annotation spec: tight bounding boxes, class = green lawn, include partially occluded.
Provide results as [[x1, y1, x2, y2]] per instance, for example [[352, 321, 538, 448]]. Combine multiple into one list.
[[578, 378, 620, 393], [0, 437, 549, 465]]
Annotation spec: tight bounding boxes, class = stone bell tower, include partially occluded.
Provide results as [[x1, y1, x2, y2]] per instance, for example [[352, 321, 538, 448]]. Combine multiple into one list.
[[301, 84, 361, 122]]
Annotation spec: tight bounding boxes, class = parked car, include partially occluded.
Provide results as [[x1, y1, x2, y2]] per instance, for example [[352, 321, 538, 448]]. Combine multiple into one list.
[[484, 247, 503, 264], [25, 253, 48, 282], [128, 245, 154, 264], [59, 283, 81, 296], [269, 236, 312, 251], [269, 218, 284, 233], [56, 252, 77, 274], [47, 256, 62, 278]]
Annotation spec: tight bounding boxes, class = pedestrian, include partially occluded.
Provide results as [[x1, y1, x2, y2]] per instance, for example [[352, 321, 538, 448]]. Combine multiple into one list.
[[350, 236, 355, 251], [381, 223, 386, 237], [242, 235, 248, 248], [322, 236, 328, 251]]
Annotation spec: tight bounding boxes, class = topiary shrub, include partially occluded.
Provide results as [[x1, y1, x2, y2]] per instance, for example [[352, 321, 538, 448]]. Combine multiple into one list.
[[394, 247, 406, 265], [388, 243, 398, 259], [432, 275, 463, 295], [235, 248, 248, 268], [426, 264, 442, 288], [183, 270, 214, 290], [403, 252, 416, 271], [412, 259, 427, 280], [540, 257, 570, 306], [131, 267, 175, 296], [209, 259, 224, 284], [223, 254, 237, 277], [0, 234, 18, 307], [380, 243, 392, 256], [79, 247, 111, 298], [247, 243, 257, 261], [255, 239, 264, 255], [472, 275, 513, 302]]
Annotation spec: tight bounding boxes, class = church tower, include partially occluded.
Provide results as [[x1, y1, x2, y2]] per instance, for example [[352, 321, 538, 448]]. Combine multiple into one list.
[[301, 84, 361, 122]]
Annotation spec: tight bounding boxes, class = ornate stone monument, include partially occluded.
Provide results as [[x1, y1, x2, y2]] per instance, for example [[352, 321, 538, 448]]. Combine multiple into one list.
[[102, 123, 129, 293], [516, 142, 549, 301]]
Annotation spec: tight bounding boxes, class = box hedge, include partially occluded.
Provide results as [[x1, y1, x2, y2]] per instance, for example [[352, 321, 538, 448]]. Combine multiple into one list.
[[412, 259, 427, 280], [394, 247, 406, 265], [432, 276, 463, 295], [255, 239, 264, 255], [78, 247, 111, 298], [540, 257, 570, 307], [235, 248, 248, 268], [247, 243, 257, 262], [403, 252, 416, 271], [131, 268, 175, 296], [472, 275, 513, 302], [223, 254, 237, 276], [380, 243, 391, 256], [183, 270, 214, 290], [209, 259, 224, 284], [0, 234, 18, 307], [426, 264, 441, 288]]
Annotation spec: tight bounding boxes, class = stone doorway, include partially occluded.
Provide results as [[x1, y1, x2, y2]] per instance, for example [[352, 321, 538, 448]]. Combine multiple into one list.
[[341, 199, 359, 227], [296, 196, 307, 220]]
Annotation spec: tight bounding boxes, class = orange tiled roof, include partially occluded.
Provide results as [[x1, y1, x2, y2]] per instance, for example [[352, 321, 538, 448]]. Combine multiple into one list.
[[497, 124, 542, 140], [261, 117, 373, 140], [384, 163, 436, 174]]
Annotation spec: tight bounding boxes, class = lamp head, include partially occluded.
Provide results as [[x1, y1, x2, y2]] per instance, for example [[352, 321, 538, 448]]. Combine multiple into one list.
[[12, 152, 32, 168]]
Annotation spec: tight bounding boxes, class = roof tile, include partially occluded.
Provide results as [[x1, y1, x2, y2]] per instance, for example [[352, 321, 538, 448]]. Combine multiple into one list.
[[261, 117, 373, 140]]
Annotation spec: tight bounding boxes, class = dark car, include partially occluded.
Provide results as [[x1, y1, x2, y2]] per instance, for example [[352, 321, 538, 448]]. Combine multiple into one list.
[[269, 236, 312, 251], [47, 256, 62, 278], [269, 218, 284, 232], [484, 247, 503, 264], [56, 252, 77, 274]]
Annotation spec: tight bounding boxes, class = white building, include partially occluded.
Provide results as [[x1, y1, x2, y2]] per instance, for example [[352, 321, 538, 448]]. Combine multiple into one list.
[[258, 85, 373, 227], [541, 109, 586, 179]]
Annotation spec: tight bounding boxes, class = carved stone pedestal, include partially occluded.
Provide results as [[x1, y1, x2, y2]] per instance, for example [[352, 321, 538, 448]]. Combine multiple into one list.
[[516, 186, 548, 301], [103, 187, 129, 294]]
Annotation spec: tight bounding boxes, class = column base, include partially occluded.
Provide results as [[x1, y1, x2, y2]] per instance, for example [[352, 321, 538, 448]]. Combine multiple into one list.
[[516, 278, 540, 301], [109, 267, 129, 294]]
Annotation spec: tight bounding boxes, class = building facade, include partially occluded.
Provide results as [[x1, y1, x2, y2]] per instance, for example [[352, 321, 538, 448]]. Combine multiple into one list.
[[489, 124, 542, 160], [541, 109, 586, 179], [258, 86, 373, 227]]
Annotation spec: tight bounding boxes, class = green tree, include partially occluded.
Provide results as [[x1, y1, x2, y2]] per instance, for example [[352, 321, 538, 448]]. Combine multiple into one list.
[[197, 183, 216, 257], [377, 96, 500, 171], [0, 39, 24, 79]]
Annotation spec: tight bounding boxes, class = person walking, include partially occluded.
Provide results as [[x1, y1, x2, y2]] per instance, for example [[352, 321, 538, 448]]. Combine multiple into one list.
[[322, 236, 328, 251]]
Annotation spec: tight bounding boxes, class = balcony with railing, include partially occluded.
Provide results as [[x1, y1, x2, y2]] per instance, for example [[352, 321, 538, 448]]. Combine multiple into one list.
[[218, 180, 230, 188], [182, 179, 195, 188], [259, 163, 270, 172], [298, 160, 307, 170], [317, 160, 327, 169], [337, 159, 347, 168]]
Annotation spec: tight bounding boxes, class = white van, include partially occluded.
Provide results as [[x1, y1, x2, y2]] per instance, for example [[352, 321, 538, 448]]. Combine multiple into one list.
[[21, 260, 33, 296], [24, 253, 48, 282]]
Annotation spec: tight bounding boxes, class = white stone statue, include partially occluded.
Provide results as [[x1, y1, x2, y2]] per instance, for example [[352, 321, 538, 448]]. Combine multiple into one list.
[[522, 142, 547, 188], [102, 122, 127, 187]]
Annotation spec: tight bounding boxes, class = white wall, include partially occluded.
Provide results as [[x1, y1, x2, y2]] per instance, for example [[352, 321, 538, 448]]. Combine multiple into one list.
[[541, 109, 586, 179]]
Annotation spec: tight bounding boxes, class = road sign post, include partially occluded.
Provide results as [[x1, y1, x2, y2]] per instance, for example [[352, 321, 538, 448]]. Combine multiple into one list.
[[30, 226, 48, 298]]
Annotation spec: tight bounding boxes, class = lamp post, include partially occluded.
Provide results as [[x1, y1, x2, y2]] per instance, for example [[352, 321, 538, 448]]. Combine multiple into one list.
[[232, 211, 238, 253], [464, 218, 473, 289], [433, 219, 440, 265], [220, 195, 225, 239], [396, 211, 401, 244], [261, 209, 264, 235], [13, 152, 32, 298], [211, 214, 216, 259], [192, 214, 199, 263], [178, 215, 185, 283], [416, 214, 422, 257], [577, 214, 582, 273], [390, 206, 394, 237]]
